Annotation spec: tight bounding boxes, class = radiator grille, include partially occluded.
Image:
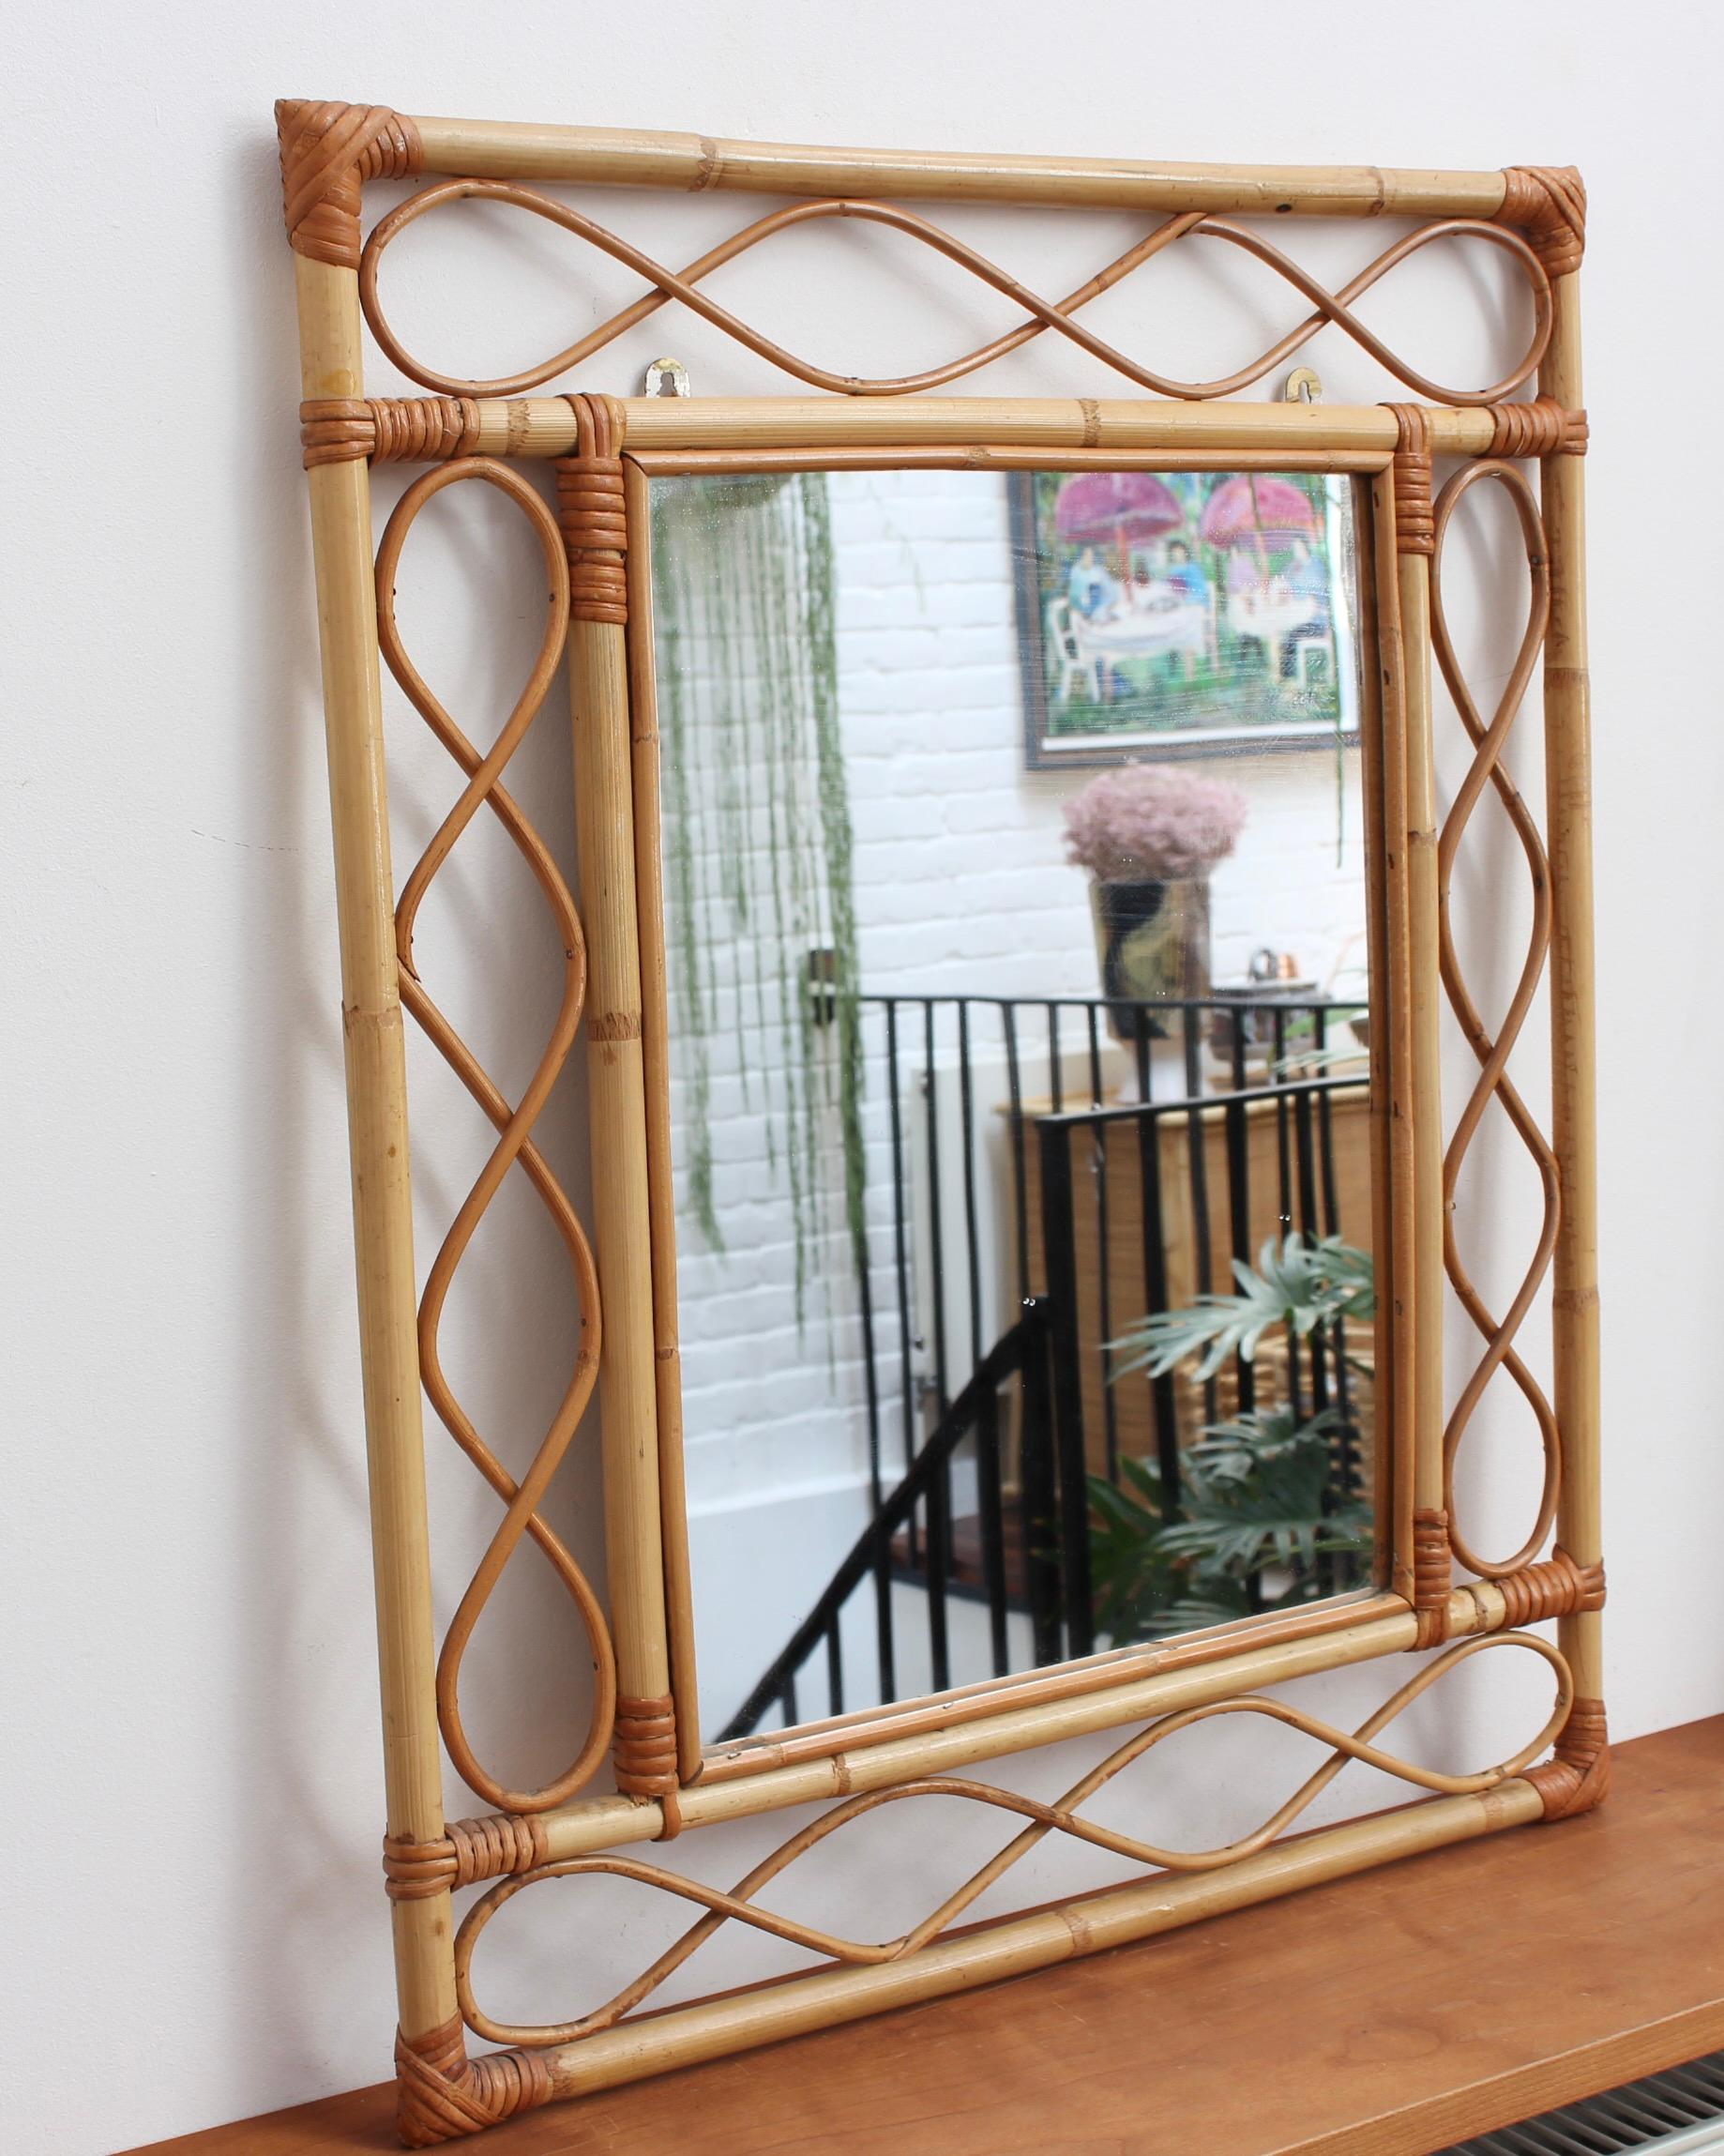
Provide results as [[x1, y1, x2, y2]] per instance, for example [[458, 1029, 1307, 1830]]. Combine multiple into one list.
[[1440, 2050, 1724, 2154]]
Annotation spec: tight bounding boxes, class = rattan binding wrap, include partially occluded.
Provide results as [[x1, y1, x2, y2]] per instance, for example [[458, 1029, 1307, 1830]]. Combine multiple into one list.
[[276, 99, 422, 270], [395, 2014, 552, 2146], [299, 400, 377, 468], [1526, 1696, 1609, 1820], [614, 1692, 678, 1797], [1494, 165, 1586, 278], [1386, 403, 1434, 554], [1412, 1507, 1452, 1648], [1488, 396, 1588, 460], [1494, 1546, 1606, 1629], [383, 1814, 552, 1901], [300, 397, 482, 468], [555, 395, 629, 624]]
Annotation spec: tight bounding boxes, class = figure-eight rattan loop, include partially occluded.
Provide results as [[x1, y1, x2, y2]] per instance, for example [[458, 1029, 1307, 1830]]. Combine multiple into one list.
[[453, 1631, 1571, 2046], [358, 181, 1551, 406], [374, 458, 616, 1812], [1429, 461, 1562, 1577]]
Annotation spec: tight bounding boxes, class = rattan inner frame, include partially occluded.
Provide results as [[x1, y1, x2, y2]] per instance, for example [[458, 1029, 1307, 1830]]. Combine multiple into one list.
[[280, 102, 1601, 2144], [624, 446, 1409, 1784]]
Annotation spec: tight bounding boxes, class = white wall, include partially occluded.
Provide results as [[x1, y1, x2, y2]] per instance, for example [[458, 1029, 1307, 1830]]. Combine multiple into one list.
[[5, 5, 1722, 2149]]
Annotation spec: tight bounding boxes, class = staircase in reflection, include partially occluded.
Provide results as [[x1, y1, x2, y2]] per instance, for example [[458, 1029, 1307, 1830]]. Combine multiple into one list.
[[715, 991, 1373, 1745]]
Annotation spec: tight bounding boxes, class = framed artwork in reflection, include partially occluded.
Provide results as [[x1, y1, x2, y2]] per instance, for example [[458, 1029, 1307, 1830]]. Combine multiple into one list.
[[1014, 468, 1364, 768]]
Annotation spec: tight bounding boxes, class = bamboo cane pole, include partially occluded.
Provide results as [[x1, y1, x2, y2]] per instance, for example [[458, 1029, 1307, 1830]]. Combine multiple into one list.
[[1358, 473, 1405, 1597], [528, 1582, 1506, 1858], [1377, 406, 1448, 1635], [455, 398, 1493, 462], [1400, 520, 1456, 1656], [1400, 541, 1446, 1555], [537, 1778, 1541, 2098], [706, 1587, 1402, 1769], [563, 458, 675, 1779], [1540, 277, 1602, 1707], [290, 251, 456, 2042], [631, 447, 1392, 476], [405, 119, 1507, 220], [622, 459, 703, 1784]]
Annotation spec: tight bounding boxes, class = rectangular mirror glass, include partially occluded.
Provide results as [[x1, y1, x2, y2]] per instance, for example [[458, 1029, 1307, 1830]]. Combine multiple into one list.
[[647, 464, 1382, 1743]]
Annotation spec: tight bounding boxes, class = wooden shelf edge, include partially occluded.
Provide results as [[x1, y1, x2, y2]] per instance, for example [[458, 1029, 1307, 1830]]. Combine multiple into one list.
[[1284, 2000, 1724, 2156]]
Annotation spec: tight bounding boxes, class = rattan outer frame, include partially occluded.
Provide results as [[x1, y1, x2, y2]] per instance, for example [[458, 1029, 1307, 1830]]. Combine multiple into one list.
[[279, 101, 1601, 2145]]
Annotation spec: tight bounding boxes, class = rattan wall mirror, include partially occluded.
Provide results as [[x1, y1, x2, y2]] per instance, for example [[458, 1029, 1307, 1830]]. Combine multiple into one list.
[[278, 99, 1600, 2146]]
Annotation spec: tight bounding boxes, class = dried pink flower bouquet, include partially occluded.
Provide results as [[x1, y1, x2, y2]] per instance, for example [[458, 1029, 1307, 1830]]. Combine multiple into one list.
[[1062, 765, 1248, 884]]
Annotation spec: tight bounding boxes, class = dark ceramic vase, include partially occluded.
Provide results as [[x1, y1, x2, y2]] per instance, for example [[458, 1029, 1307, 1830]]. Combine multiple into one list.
[[1089, 877, 1212, 1042]]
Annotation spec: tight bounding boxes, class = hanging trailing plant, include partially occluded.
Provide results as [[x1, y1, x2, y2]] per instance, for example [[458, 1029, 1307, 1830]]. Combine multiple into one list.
[[650, 472, 868, 1331]]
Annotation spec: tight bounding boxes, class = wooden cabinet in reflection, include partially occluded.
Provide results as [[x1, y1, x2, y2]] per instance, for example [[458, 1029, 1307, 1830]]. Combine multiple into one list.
[[1017, 1079, 1376, 1480]]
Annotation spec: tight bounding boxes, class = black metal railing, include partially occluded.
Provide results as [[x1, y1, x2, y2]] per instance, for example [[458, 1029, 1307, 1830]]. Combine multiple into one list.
[[719, 991, 1371, 1738], [1036, 1065, 1372, 1644], [715, 1308, 1053, 1741]]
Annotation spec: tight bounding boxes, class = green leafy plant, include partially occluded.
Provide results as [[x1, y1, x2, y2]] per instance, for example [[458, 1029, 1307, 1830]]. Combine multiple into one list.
[[1267, 1025, 1368, 1079], [1112, 1232, 1374, 1384], [1088, 1455, 1236, 1642], [1091, 1235, 1375, 1643]]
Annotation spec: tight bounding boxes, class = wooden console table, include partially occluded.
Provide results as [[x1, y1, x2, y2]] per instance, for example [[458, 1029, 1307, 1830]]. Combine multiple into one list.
[[129, 1716, 1724, 2156]]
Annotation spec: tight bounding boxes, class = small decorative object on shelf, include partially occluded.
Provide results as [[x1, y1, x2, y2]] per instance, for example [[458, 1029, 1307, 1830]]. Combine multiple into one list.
[[1063, 764, 1248, 1040]]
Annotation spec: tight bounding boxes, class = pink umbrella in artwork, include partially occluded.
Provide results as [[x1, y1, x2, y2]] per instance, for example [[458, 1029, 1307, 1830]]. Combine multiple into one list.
[[1198, 474, 1321, 551], [1055, 471, 1183, 571]]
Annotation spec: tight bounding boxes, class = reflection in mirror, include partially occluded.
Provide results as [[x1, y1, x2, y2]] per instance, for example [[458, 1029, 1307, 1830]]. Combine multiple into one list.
[[648, 466, 1379, 1744]]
